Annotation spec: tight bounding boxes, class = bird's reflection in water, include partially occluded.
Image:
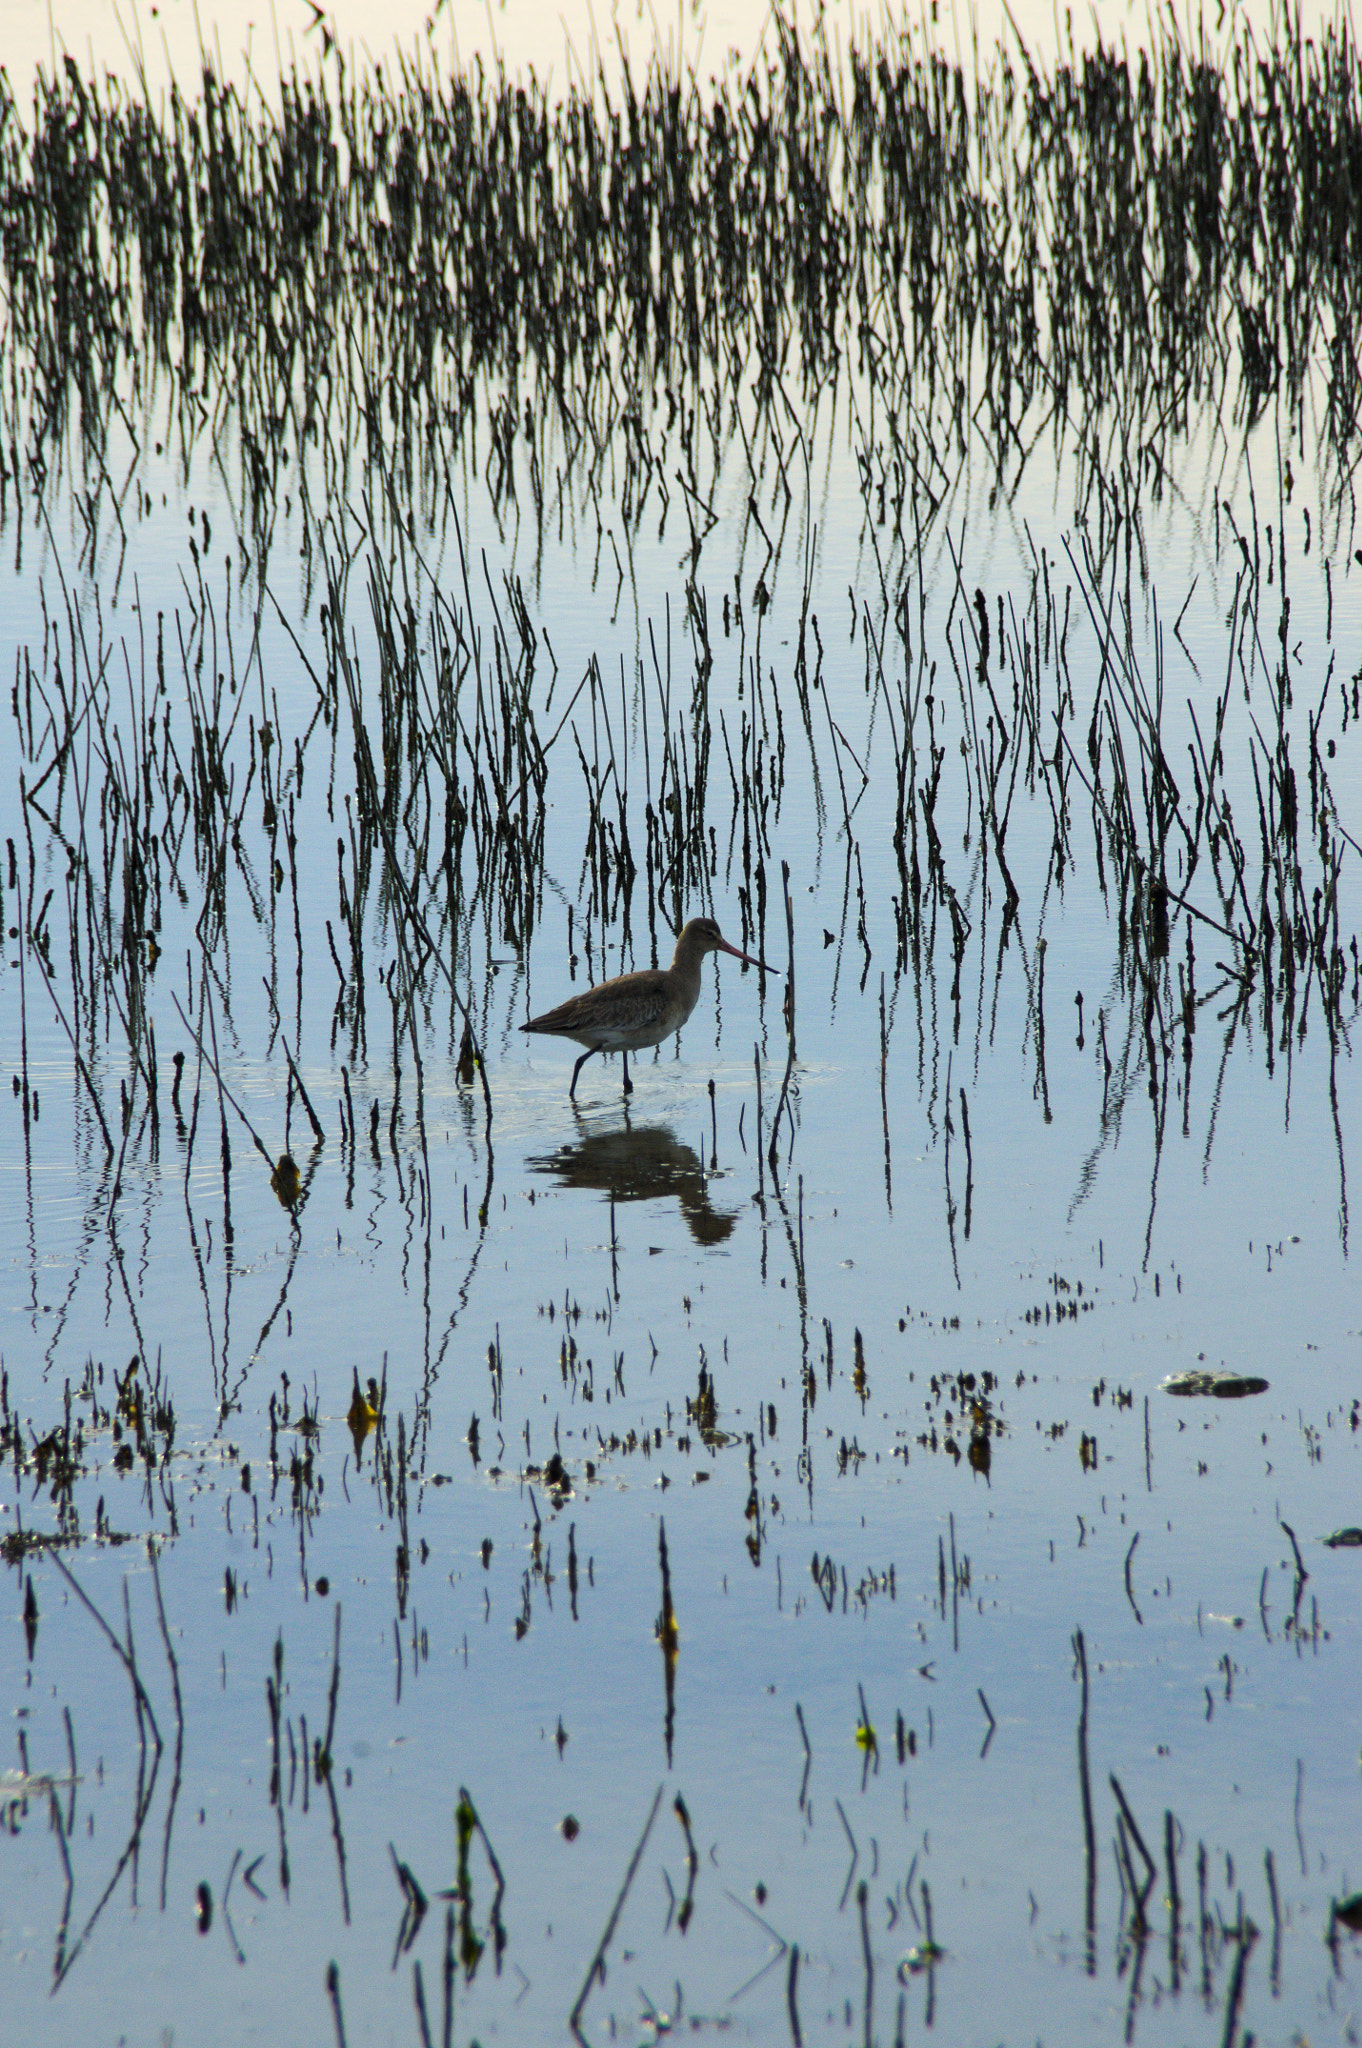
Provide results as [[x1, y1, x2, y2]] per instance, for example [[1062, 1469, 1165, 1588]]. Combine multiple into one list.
[[527, 1119, 738, 1246]]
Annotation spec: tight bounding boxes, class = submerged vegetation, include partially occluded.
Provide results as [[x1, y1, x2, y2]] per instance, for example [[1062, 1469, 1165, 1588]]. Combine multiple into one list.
[[1, 7, 1361, 2044]]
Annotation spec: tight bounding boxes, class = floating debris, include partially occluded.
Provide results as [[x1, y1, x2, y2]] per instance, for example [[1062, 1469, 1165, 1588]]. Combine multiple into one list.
[[1161, 1371, 1270, 1399], [897, 1941, 947, 1977], [347, 1374, 380, 1457]]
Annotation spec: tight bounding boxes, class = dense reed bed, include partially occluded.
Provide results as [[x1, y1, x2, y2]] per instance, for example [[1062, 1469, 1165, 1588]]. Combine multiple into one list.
[[3, 8, 1362, 544]]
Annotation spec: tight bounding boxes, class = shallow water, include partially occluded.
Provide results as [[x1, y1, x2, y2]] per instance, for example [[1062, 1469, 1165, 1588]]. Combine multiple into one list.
[[3, 10, 1362, 2045]]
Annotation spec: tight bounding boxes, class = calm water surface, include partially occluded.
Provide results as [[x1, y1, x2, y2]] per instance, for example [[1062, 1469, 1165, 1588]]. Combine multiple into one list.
[[2, 7, 1361, 2042]]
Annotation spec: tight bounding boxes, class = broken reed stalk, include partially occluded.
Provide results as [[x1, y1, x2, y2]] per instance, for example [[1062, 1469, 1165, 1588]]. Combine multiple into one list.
[[1073, 1629, 1097, 1972], [262, 979, 326, 1146], [325, 1959, 348, 2048], [569, 1782, 665, 2041], [148, 1542, 185, 1912], [11, 861, 33, 1142], [24, 901, 115, 1160], [875, 967, 892, 1160], [320, 1603, 342, 1770], [767, 861, 797, 1174], [170, 991, 274, 1171], [51, 1555, 163, 1755]]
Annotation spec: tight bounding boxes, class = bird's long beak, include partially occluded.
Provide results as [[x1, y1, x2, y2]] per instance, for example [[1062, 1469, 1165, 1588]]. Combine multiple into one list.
[[716, 935, 776, 973]]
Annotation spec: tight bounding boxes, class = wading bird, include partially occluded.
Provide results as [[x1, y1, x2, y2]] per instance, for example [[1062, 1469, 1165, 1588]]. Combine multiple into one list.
[[521, 917, 769, 1100]]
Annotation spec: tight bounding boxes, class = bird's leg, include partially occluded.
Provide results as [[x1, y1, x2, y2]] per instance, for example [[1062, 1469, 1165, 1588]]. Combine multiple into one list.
[[622, 1050, 633, 1095], [569, 1047, 599, 1100]]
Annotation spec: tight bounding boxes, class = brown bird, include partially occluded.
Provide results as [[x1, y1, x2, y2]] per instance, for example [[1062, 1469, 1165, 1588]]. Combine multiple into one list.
[[521, 917, 769, 1099]]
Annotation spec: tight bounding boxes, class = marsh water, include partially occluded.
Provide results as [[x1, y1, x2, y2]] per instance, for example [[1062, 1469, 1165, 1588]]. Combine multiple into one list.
[[2, 4, 1362, 2042]]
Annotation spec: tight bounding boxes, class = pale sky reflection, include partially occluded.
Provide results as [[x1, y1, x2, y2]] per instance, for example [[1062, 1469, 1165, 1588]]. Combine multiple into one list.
[[6, 0, 1354, 103]]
